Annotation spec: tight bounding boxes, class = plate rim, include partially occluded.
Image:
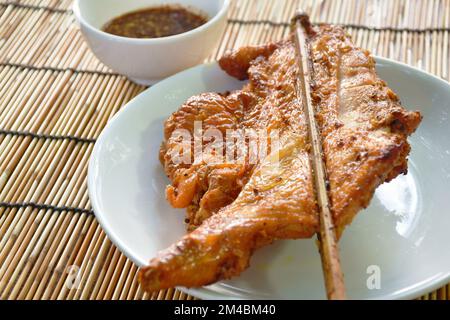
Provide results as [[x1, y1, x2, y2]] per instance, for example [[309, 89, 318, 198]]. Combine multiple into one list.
[[87, 56, 450, 300]]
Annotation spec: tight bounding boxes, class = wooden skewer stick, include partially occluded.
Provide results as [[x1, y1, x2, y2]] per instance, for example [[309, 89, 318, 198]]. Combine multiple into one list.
[[292, 12, 347, 300]]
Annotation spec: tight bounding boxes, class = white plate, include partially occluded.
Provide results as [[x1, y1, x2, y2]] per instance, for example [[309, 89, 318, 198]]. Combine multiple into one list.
[[88, 57, 450, 300]]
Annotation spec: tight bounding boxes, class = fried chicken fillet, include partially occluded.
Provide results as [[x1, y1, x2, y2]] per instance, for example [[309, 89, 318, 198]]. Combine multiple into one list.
[[139, 18, 421, 292]]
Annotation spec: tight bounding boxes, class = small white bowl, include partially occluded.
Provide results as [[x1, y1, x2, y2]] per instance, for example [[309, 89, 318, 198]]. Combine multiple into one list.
[[73, 0, 230, 85]]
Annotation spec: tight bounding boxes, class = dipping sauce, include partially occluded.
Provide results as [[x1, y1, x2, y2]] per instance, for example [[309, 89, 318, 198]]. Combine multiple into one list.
[[102, 5, 208, 39]]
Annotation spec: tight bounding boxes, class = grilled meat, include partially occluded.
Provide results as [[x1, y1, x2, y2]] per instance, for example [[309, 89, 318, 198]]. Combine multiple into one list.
[[139, 17, 421, 292]]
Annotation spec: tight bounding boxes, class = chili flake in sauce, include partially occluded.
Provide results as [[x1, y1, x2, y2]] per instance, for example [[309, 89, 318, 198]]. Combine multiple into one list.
[[102, 5, 208, 39]]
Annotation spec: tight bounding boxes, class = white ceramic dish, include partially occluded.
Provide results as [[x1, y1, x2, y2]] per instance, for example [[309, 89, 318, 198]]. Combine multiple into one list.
[[88, 57, 450, 299], [73, 0, 229, 85]]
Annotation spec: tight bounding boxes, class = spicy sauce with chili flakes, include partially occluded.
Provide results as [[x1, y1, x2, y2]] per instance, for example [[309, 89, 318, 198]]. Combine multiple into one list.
[[102, 5, 208, 39]]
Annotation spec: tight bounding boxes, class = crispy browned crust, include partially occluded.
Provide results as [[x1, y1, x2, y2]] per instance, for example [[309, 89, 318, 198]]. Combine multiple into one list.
[[160, 91, 255, 227], [308, 25, 422, 234], [141, 39, 319, 291], [140, 22, 422, 292], [218, 42, 279, 80]]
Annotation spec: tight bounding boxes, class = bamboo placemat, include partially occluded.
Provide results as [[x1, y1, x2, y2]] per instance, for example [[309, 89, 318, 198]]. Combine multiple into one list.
[[0, 0, 448, 300]]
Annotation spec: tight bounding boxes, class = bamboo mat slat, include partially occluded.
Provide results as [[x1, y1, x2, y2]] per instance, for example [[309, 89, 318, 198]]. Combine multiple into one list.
[[0, 0, 449, 300]]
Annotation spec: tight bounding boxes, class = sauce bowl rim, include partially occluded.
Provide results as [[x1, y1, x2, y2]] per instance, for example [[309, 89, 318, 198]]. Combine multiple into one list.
[[73, 0, 230, 43]]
